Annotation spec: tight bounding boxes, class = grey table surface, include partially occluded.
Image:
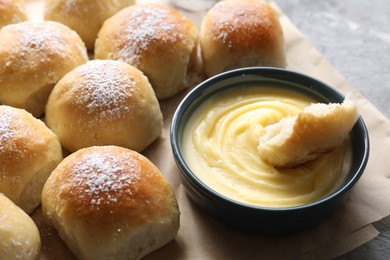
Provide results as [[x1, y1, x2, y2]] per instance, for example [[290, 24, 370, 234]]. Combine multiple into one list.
[[277, 0, 390, 119], [276, 0, 390, 258]]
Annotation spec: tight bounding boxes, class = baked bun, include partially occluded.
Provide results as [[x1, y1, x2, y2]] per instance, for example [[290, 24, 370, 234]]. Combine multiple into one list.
[[0, 105, 63, 213], [45, 59, 163, 153], [0, 21, 88, 117], [44, 0, 135, 50], [0, 0, 27, 28], [0, 193, 41, 260], [200, 0, 286, 77], [258, 99, 359, 167], [42, 146, 180, 260], [95, 3, 200, 99]]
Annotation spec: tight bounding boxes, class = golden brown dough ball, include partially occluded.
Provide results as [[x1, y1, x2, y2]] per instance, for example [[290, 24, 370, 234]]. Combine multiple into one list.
[[42, 146, 180, 260], [0, 0, 27, 28], [0, 21, 88, 117], [44, 0, 135, 50], [95, 3, 200, 99], [0, 105, 63, 214], [0, 193, 41, 260], [45, 59, 163, 153], [200, 0, 286, 77]]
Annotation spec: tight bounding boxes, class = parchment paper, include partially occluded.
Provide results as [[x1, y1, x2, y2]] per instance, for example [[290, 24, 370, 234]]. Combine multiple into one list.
[[22, 0, 390, 259]]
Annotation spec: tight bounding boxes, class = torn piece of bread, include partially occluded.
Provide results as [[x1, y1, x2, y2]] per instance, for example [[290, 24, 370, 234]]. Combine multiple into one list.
[[258, 99, 359, 167]]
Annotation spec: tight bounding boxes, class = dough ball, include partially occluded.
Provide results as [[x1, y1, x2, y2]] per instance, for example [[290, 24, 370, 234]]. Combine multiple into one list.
[[0, 193, 41, 260], [95, 3, 200, 99], [200, 0, 286, 77], [42, 146, 180, 260], [0, 0, 27, 28], [44, 0, 135, 49], [0, 105, 63, 214], [0, 21, 88, 117], [45, 59, 163, 153]]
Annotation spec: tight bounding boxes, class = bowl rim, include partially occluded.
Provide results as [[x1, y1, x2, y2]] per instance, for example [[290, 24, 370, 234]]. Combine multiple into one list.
[[170, 67, 370, 213]]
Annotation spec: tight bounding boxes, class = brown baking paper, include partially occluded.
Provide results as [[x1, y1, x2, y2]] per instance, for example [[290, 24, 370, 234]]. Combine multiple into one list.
[[21, 0, 390, 259]]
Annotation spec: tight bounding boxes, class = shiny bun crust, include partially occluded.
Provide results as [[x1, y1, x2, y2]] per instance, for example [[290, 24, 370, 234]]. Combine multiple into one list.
[[0, 21, 88, 117], [0, 193, 41, 260], [200, 0, 286, 77], [44, 0, 135, 50], [0, 105, 63, 214], [42, 146, 180, 260], [45, 60, 163, 153], [0, 0, 27, 28], [95, 3, 200, 99]]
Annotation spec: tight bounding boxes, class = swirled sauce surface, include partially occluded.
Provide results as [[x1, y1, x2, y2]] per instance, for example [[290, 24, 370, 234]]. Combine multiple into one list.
[[181, 87, 351, 207]]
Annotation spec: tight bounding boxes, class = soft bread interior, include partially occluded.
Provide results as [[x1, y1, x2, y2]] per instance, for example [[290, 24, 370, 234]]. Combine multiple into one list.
[[258, 99, 359, 167]]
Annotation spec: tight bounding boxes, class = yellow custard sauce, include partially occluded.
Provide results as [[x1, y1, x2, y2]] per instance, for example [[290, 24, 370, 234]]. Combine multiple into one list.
[[181, 87, 351, 207]]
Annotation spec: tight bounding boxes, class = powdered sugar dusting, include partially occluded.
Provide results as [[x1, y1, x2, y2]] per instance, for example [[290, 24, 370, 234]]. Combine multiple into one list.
[[63, 0, 77, 12], [71, 149, 141, 209], [1, 21, 88, 83], [14, 22, 66, 61], [73, 61, 135, 120], [6, 238, 36, 259], [210, 1, 271, 46], [115, 6, 187, 64], [0, 108, 16, 151]]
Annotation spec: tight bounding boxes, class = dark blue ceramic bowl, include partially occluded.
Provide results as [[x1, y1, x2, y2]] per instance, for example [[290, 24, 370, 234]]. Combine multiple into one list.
[[170, 67, 369, 234]]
